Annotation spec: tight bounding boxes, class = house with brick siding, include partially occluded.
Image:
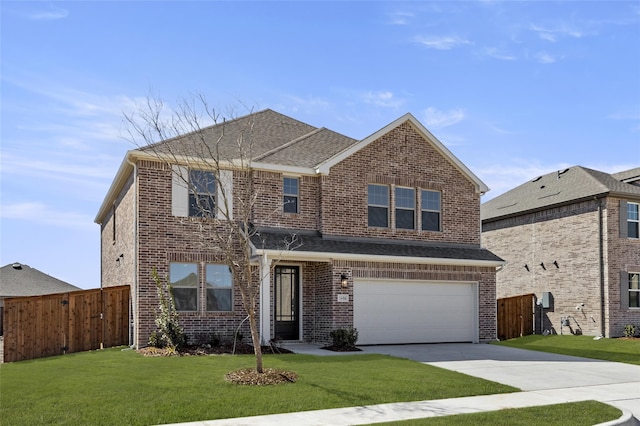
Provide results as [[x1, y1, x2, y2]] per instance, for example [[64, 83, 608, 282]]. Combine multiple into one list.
[[96, 109, 503, 348], [482, 166, 640, 338]]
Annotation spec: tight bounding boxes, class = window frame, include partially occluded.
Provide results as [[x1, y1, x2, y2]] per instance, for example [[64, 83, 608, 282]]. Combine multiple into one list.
[[628, 202, 639, 239], [395, 186, 416, 230], [169, 262, 199, 312], [367, 184, 389, 228], [421, 189, 442, 232], [283, 177, 299, 214], [188, 170, 216, 218], [205, 264, 233, 312], [629, 272, 640, 309]]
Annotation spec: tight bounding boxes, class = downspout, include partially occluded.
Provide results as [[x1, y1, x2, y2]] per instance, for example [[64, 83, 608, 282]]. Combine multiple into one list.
[[597, 197, 606, 337], [126, 155, 139, 348]]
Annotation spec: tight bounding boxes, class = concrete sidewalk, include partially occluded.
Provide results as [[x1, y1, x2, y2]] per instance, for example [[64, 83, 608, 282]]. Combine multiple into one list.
[[161, 343, 640, 426]]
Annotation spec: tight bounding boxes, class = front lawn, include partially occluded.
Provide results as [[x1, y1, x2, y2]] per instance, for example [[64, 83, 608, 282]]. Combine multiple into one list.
[[0, 348, 517, 425], [374, 400, 622, 426], [492, 334, 640, 365]]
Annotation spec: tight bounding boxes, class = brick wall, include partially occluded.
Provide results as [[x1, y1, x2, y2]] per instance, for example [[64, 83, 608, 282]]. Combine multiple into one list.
[[320, 122, 481, 244], [483, 197, 640, 337], [605, 197, 640, 336]]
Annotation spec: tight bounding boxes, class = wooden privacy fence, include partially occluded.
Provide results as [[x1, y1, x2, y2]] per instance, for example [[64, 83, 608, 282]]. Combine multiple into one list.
[[2, 285, 129, 362], [497, 293, 535, 341]]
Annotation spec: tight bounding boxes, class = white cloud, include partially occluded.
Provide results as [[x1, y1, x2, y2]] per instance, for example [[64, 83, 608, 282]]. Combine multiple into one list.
[[530, 24, 585, 42], [485, 47, 517, 61], [413, 35, 472, 50], [423, 107, 465, 128], [361, 91, 405, 109], [535, 51, 557, 64], [1, 202, 95, 230], [27, 7, 69, 21], [388, 11, 414, 25]]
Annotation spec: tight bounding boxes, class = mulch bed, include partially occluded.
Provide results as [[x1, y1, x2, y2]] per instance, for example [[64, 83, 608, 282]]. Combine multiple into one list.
[[136, 342, 293, 357], [321, 345, 362, 352]]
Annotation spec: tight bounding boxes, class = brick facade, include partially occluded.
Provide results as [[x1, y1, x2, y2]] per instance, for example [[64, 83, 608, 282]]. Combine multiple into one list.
[[483, 196, 640, 337], [99, 113, 498, 347]]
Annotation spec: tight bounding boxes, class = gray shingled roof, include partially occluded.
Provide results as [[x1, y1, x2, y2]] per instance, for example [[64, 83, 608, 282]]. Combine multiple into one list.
[[0, 263, 80, 298], [482, 166, 640, 221], [142, 109, 358, 168], [612, 167, 640, 183], [250, 229, 503, 263]]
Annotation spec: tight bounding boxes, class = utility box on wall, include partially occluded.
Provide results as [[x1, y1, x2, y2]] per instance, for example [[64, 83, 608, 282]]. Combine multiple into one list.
[[541, 292, 553, 310]]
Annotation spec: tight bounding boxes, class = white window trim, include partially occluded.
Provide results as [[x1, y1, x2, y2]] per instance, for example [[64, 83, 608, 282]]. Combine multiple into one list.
[[628, 202, 639, 239], [395, 186, 416, 230], [420, 189, 442, 232], [368, 184, 389, 228], [171, 166, 232, 219]]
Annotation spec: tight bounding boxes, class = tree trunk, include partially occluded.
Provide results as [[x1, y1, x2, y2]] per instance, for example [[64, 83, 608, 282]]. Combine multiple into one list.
[[248, 312, 263, 373]]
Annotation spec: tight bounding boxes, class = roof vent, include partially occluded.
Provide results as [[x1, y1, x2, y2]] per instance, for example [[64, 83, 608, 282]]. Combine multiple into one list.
[[12, 262, 22, 270], [557, 168, 570, 178], [532, 176, 542, 182]]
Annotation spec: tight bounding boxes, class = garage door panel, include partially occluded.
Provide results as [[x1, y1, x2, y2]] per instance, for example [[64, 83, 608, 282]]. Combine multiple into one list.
[[354, 281, 475, 345]]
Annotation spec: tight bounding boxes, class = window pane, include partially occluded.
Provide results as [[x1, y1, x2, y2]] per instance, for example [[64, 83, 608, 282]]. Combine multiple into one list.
[[189, 194, 215, 217], [284, 195, 298, 213], [189, 170, 216, 194], [395, 187, 415, 209], [170, 263, 198, 287], [630, 291, 640, 308], [368, 185, 388, 206], [206, 264, 232, 288], [422, 211, 440, 231], [630, 273, 640, 290], [206, 264, 232, 312], [396, 209, 415, 229], [283, 177, 298, 195], [422, 190, 441, 211], [368, 206, 388, 227], [629, 222, 640, 239], [173, 288, 198, 311], [207, 289, 232, 311], [628, 203, 639, 221]]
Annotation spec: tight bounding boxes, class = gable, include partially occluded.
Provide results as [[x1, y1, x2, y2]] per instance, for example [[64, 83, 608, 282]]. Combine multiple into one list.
[[316, 113, 489, 194]]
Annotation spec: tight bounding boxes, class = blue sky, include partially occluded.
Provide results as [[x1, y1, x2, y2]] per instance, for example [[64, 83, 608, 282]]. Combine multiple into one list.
[[1, 1, 639, 289]]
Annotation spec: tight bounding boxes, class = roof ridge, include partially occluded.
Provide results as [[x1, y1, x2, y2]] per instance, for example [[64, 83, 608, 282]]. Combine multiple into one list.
[[253, 127, 324, 161]]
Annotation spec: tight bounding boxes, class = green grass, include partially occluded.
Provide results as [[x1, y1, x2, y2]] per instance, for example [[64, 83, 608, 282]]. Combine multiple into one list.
[[492, 334, 640, 365], [0, 348, 517, 425], [374, 400, 622, 425]]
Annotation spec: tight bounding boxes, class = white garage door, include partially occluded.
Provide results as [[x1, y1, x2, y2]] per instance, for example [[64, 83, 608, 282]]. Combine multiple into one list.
[[354, 280, 476, 345]]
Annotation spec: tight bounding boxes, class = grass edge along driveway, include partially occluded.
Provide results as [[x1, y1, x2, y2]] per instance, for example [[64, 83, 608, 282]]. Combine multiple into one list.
[[0, 348, 517, 426]]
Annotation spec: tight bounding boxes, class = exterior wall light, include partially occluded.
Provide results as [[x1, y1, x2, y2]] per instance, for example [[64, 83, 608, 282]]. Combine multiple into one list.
[[340, 274, 349, 288]]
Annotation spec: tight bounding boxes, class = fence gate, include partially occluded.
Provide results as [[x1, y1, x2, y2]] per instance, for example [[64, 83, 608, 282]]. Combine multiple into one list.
[[497, 293, 535, 341], [2, 285, 129, 362]]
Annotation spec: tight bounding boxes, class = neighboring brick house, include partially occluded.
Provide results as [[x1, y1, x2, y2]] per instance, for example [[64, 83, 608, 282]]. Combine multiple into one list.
[[482, 166, 640, 338], [95, 109, 503, 348]]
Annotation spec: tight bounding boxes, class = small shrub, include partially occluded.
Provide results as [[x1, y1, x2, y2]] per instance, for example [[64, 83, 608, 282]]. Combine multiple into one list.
[[148, 331, 162, 348], [151, 268, 186, 351], [329, 328, 358, 349], [623, 324, 636, 338], [195, 332, 221, 347]]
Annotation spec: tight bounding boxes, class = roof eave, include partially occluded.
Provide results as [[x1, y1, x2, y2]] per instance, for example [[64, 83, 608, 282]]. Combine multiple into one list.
[[254, 248, 504, 268]]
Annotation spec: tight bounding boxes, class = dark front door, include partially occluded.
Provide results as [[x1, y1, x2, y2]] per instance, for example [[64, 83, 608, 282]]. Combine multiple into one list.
[[274, 266, 300, 340]]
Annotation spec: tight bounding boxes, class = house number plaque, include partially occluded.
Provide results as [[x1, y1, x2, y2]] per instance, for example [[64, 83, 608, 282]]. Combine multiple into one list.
[[337, 294, 349, 302]]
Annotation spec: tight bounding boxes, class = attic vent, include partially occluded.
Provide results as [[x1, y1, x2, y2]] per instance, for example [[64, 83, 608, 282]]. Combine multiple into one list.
[[557, 168, 570, 178], [12, 262, 22, 270], [532, 176, 542, 182]]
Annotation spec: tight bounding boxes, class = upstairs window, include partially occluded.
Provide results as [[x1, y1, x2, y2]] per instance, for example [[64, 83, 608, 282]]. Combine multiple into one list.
[[395, 187, 415, 230], [206, 264, 233, 311], [628, 202, 639, 239], [189, 170, 216, 217], [368, 184, 389, 227], [170, 263, 199, 311], [629, 273, 640, 308], [283, 177, 299, 214], [421, 190, 441, 232]]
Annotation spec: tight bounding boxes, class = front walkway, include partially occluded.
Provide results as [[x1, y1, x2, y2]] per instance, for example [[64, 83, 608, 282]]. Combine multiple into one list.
[[160, 343, 640, 426]]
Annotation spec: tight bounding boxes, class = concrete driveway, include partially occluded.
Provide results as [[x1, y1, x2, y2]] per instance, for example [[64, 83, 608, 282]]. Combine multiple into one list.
[[358, 343, 640, 419]]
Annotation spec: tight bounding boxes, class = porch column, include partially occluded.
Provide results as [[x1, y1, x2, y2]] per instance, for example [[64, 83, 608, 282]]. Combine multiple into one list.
[[259, 253, 271, 345]]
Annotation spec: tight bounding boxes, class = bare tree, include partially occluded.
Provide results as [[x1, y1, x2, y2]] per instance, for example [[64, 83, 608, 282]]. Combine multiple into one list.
[[124, 94, 293, 374]]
